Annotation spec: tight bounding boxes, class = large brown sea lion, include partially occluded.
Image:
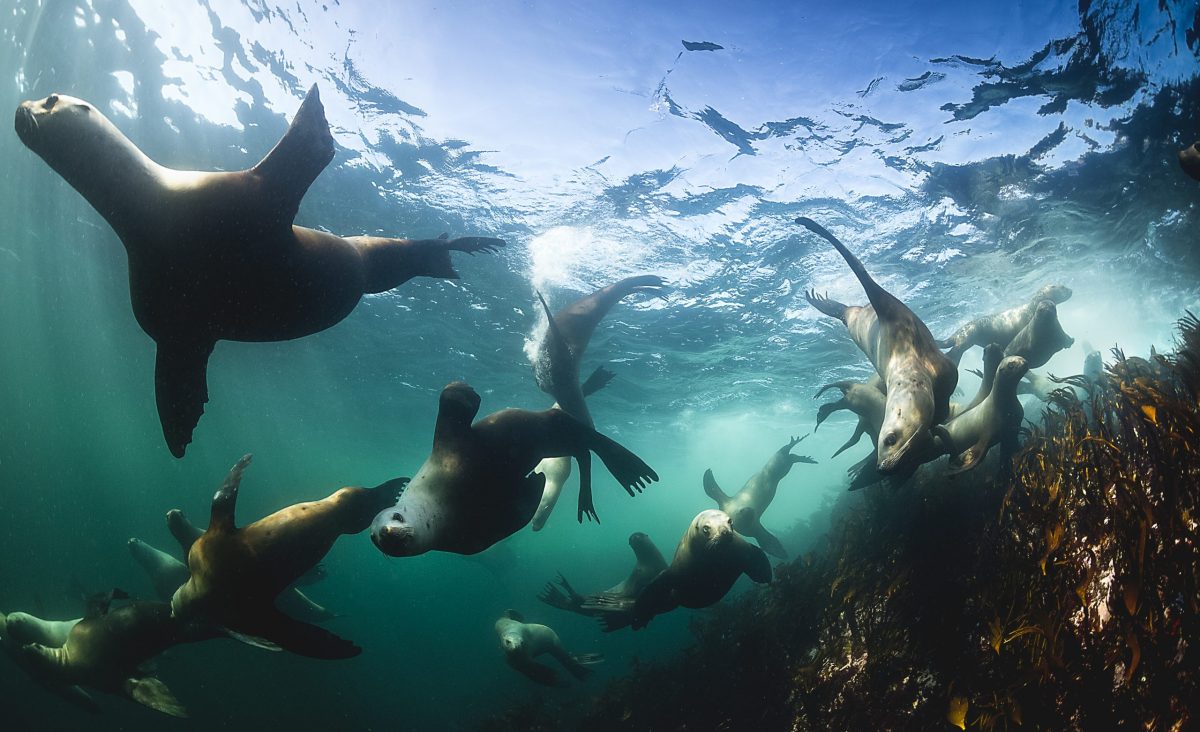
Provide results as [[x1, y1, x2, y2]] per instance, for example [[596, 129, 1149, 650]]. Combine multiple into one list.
[[797, 217, 958, 474], [370, 382, 658, 557], [14, 87, 505, 457], [171, 455, 406, 659], [532, 275, 665, 524], [701, 436, 815, 559]]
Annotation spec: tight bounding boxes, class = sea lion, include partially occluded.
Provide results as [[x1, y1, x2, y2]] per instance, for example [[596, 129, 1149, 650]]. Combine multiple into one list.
[[588, 510, 772, 631], [959, 343, 1005, 414], [530, 365, 617, 531], [370, 382, 658, 557], [494, 610, 603, 687], [14, 87, 505, 458], [797, 217, 958, 473], [937, 285, 1073, 363], [171, 455, 406, 659], [1, 612, 81, 648], [128, 538, 190, 603], [15, 593, 197, 717], [1180, 140, 1200, 181], [1018, 348, 1102, 402], [1002, 300, 1074, 369], [815, 379, 887, 459], [533, 276, 665, 523], [701, 436, 815, 559], [538, 532, 668, 616]]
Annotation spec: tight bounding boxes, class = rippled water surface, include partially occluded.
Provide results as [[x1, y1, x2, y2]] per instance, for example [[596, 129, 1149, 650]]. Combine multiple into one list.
[[1, 1, 1198, 728]]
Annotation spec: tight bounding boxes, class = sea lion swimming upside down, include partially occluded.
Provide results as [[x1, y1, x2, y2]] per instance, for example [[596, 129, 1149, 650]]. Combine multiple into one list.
[[14, 86, 505, 457]]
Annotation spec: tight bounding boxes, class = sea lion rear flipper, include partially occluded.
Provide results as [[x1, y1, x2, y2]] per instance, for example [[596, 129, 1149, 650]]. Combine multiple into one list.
[[124, 676, 188, 718], [752, 526, 788, 560], [702, 468, 731, 505], [550, 645, 600, 681], [575, 451, 597, 524], [580, 592, 637, 632], [803, 289, 849, 322], [155, 340, 215, 458], [507, 654, 565, 687], [251, 83, 335, 226], [585, 429, 658, 501], [209, 454, 253, 533], [580, 365, 616, 397], [795, 217, 903, 320], [555, 276, 667, 360], [260, 609, 361, 660], [815, 397, 849, 428]]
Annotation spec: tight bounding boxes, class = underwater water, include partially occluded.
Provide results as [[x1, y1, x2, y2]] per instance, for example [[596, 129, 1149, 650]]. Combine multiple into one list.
[[0, 0, 1198, 729]]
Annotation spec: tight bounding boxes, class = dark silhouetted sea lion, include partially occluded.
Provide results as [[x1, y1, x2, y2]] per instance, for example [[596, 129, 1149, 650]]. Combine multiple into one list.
[[533, 276, 664, 523], [370, 382, 657, 557], [815, 379, 886, 459], [494, 610, 603, 687], [798, 217, 958, 474], [14, 88, 505, 457], [701, 436, 815, 559], [16, 593, 197, 717], [538, 532, 668, 616], [171, 455, 405, 659], [589, 510, 771, 631], [937, 285, 1072, 363], [1003, 300, 1074, 369], [1180, 140, 1200, 181]]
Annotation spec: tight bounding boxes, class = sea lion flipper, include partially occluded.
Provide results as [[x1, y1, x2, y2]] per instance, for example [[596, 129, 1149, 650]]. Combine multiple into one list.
[[804, 289, 849, 322], [262, 610, 361, 660], [57, 685, 100, 714], [753, 526, 788, 560], [154, 340, 216, 458], [831, 422, 867, 459], [210, 454, 253, 533], [796, 217, 902, 319], [124, 677, 188, 718], [576, 451, 597, 524], [165, 509, 203, 558], [507, 653, 565, 687], [702, 469, 731, 505], [585, 429, 658, 501], [580, 365, 616, 397], [738, 540, 774, 584], [251, 84, 335, 225]]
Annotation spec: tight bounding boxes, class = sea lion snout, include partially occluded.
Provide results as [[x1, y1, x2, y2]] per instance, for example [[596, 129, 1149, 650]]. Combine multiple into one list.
[[371, 515, 418, 557], [14, 104, 37, 142]]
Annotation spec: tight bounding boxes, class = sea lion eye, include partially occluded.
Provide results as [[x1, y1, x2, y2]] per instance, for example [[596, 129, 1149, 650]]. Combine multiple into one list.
[[391, 513, 403, 522], [45, 94, 58, 109], [702, 525, 711, 535], [883, 432, 898, 447]]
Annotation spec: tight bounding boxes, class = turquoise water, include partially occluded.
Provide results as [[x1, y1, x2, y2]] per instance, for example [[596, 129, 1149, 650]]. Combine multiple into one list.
[[1, 0, 1198, 729]]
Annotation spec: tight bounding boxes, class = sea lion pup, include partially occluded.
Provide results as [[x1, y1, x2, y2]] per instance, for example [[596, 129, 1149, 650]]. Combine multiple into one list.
[[538, 532, 668, 616], [701, 436, 816, 559], [171, 455, 406, 659], [531, 365, 617, 531], [532, 275, 666, 524], [815, 379, 887, 459], [1002, 300, 1074, 369], [494, 610, 603, 687], [797, 217, 958, 474], [161, 514, 337, 622], [16, 591, 198, 717], [14, 88, 505, 458], [1181, 141, 1200, 181], [588, 510, 772, 632], [937, 284, 1073, 363], [370, 382, 658, 557]]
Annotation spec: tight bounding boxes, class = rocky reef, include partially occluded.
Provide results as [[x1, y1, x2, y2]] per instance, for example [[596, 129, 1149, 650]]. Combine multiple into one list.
[[480, 312, 1200, 731]]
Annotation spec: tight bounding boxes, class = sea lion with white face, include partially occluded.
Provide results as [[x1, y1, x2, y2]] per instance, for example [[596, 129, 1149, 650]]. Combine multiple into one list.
[[538, 532, 668, 616], [589, 510, 772, 631], [171, 455, 406, 659], [815, 379, 887, 459], [532, 276, 665, 524], [1003, 300, 1074, 369], [797, 217, 958, 474], [14, 87, 505, 458], [701, 436, 816, 559], [937, 285, 1073, 363], [15, 594, 200, 717], [370, 382, 658, 558], [1180, 141, 1200, 181], [494, 610, 603, 686]]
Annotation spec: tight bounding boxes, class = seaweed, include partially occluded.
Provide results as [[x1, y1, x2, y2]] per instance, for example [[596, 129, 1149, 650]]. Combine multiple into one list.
[[479, 312, 1200, 731]]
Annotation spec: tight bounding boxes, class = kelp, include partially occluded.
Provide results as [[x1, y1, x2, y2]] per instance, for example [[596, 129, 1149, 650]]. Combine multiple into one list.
[[478, 313, 1200, 731]]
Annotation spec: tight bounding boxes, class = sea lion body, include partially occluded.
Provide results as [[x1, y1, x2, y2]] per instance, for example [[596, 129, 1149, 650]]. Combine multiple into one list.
[[539, 532, 668, 615], [1180, 141, 1200, 181], [702, 437, 815, 558], [494, 610, 602, 686], [370, 383, 657, 557], [1003, 300, 1074, 369], [815, 380, 887, 459], [939, 285, 1072, 362], [172, 455, 403, 659], [15, 89, 503, 457], [798, 217, 957, 473], [938, 356, 1029, 472]]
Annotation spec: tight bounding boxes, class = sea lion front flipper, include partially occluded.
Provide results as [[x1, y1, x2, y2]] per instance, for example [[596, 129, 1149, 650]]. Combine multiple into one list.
[[580, 365, 616, 397], [277, 588, 336, 624], [815, 397, 850, 428], [584, 429, 658, 499], [124, 676, 188, 718], [260, 609, 361, 660], [209, 454, 253, 534], [948, 436, 991, 475], [506, 653, 565, 687], [154, 340, 216, 458], [702, 468, 731, 506], [737, 539, 774, 584], [251, 83, 335, 226]]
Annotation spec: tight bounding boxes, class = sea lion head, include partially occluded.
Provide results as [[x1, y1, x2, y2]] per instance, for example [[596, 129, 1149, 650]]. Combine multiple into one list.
[[1033, 284, 1072, 304], [2, 613, 40, 644], [370, 500, 432, 558], [1179, 141, 1200, 182], [1032, 300, 1074, 349], [1083, 349, 1103, 382], [14, 94, 101, 160], [440, 381, 482, 423], [692, 509, 734, 550], [629, 532, 651, 550], [994, 355, 1030, 389], [876, 375, 935, 473]]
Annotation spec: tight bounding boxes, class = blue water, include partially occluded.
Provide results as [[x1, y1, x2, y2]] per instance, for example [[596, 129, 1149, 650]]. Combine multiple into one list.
[[1, 0, 1198, 729]]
